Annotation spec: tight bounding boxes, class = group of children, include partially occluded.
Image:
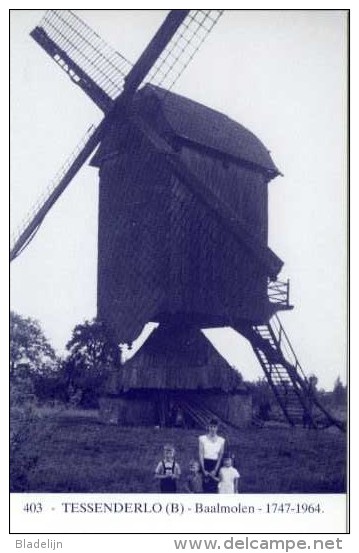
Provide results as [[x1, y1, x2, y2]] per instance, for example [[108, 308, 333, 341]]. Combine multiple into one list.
[[154, 442, 240, 494]]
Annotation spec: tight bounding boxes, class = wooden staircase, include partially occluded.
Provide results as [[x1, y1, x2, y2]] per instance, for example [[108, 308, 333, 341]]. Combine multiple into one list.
[[243, 315, 345, 431]]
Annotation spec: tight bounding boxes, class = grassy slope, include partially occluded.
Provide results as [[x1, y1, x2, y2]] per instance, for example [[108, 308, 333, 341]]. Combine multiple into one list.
[[21, 409, 346, 494]]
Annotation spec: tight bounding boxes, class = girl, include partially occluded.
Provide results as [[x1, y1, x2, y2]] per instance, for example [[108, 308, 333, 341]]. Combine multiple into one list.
[[218, 454, 240, 494], [198, 418, 225, 493]]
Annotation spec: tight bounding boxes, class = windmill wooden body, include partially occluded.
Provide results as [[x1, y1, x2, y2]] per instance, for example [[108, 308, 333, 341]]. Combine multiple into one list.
[[11, 10, 343, 430]]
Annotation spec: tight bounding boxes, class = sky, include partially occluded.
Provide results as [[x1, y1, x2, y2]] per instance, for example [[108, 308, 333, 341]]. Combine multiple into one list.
[[10, 10, 347, 390]]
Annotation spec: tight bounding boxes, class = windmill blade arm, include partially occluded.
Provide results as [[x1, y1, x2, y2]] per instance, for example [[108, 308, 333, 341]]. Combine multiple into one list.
[[31, 9, 223, 113], [30, 26, 113, 112], [10, 123, 104, 262], [142, 10, 224, 92], [122, 10, 190, 96], [30, 10, 133, 111]]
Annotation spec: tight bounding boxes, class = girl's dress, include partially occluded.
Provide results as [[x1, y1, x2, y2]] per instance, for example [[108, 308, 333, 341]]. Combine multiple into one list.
[[218, 466, 240, 494]]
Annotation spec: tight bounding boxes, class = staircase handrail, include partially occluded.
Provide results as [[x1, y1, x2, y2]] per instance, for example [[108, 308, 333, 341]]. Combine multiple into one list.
[[270, 314, 310, 385]]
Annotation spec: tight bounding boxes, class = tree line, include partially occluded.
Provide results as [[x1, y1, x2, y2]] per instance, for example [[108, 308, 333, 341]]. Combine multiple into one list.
[[10, 311, 119, 409], [10, 310, 347, 411]]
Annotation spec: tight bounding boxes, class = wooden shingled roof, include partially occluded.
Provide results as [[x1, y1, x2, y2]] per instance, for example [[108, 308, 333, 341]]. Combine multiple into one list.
[[107, 326, 247, 393], [93, 84, 280, 178], [136, 85, 280, 176]]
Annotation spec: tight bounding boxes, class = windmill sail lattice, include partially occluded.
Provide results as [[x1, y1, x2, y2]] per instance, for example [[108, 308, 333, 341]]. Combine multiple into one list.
[[10, 125, 99, 260], [11, 10, 224, 261], [143, 10, 223, 91], [30, 10, 133, 111], [30, 10, 223, 111]]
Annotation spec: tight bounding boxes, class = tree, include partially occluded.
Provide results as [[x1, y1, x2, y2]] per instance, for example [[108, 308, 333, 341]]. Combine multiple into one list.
[[10, 311, 58, 376], [246, 377, 274, 420], [308, 374, 318, 390], [10, 311, 60, 404], [332, 377, 347, 404], [10, 311, 60, 489], [64, 318, 120, 407]]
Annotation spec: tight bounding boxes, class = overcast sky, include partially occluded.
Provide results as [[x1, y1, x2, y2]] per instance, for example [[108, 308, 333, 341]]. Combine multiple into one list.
[[10, 10, 347, 390]]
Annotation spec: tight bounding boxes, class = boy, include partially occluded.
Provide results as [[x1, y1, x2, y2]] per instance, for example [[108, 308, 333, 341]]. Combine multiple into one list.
[[155, 444, 181, 493], [185, 459, 203, 493]]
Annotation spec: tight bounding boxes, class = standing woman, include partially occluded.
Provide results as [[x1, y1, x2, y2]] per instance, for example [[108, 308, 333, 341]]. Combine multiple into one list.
[[198, 418, 225, 493]]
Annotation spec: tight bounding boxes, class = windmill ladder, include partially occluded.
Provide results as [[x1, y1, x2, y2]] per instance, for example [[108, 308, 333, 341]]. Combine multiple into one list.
[[245, 315, 345, 431]]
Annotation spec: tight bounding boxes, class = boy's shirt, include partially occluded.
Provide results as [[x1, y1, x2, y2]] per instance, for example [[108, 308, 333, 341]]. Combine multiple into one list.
[[155, 459, 181, 493], [186, 472, 203, 493], [155, 459, 181, 478]]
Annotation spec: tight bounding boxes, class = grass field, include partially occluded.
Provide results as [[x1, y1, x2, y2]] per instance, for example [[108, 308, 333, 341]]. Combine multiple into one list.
[[12, 407, 346, 494]]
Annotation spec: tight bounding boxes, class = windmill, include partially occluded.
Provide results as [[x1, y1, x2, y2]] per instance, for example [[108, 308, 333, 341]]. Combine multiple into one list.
[[10, 9, 344, 430]]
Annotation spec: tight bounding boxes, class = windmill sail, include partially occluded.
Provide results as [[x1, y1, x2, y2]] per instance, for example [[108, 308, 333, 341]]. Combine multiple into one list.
[[12, 10, 222, 261], [10, 125, 101, 261], [30, 10, 223, 110], [143, 10, 223, 92], [30, 10, 133, 111]]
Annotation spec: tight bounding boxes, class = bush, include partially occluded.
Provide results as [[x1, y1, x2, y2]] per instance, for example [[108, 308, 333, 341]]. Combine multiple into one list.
[[10, 382, 39, 491]]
